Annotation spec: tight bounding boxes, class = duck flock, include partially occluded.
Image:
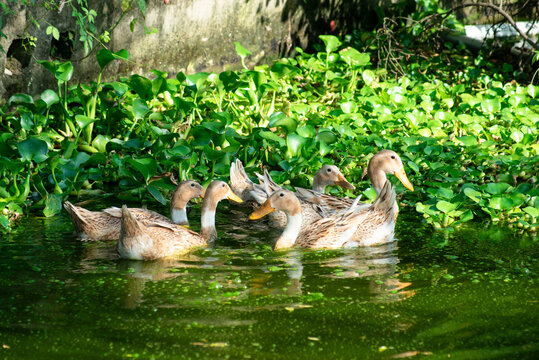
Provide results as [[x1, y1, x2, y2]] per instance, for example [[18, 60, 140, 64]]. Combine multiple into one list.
[[64, 150, 414, 260]]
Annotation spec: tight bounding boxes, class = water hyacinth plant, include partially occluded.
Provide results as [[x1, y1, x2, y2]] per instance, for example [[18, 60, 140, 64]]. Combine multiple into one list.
[[0, 34, 537, 233]]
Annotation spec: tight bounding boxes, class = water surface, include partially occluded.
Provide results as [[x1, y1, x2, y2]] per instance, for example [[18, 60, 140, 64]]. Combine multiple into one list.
[[0, 203, 537, 359]]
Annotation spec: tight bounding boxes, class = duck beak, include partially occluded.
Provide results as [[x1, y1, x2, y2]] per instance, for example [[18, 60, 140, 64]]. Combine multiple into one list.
[[249, 200, 275, 220], [227, 190, 243, 203], [200, 188, 205, 199], [394, 167, 414, 191], [336, 173, 355, 190]]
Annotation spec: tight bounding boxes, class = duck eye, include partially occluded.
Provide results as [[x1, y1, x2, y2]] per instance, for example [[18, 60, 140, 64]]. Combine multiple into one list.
[[327, 168, 332, 172], [391, 155, 395, 159], [190, 183, 195, 187], [279, 193, 284, 197], [222, 183, 226, 187]]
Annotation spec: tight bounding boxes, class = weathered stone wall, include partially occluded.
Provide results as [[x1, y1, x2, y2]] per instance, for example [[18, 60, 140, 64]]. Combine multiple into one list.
[[1, 0, 396, 101]]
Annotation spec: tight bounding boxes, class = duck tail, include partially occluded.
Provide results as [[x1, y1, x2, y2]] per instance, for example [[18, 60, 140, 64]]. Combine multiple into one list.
[[64, 201, 91, 229], [262, 169, 282, 195], [230, 159, 254, 200], [120, 205, 145, 238], [372, 181, 397, 220]]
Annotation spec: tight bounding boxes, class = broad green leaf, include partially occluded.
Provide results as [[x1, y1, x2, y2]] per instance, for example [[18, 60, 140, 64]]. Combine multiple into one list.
[[269, 112, 297, 133], [146, 184, 167, 205], [527, 84, 537, 98], [17, 138, 49, 163], [20, 112, 34, 131], [234, 42, 252, 59], [362, 70, 376, 86], [488, 196, 513, 210], [457, 136, 477, 146], [286, 133, 307, 157], [464, 188, 482, 203], [484, 182, 511, 195], [315, 131, 337, 144], [436, 200, 458, 214], [319, 35, 341, 53], [40, 89, 59, 107], [75, 115, 97, 129], [127, 157, 157, 183], [523, 206, 539, 218], [340, 101, 357, 114], [8, 93, 34, 105], [510, 130, 524, 143], [133, 98, 149, 119], [460, 209, 474, 222], [96, 49, 129, 71], [339, 48, 369, 67], [127, 74, 153, 100], [481, 98, 500, 113], [43, 193, 62, 217], [259, 130, 286, 147]]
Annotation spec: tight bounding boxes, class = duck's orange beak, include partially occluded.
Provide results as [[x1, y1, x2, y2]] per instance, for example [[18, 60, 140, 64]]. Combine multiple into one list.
[[335, 173, 355, 190], [200, 188, 205, 199], [249, 200, 275, 220], [394, 167, 414, 191]]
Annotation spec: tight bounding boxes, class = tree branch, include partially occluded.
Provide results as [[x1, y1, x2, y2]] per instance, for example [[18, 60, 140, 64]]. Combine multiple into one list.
[[439, 2, 539, 50]]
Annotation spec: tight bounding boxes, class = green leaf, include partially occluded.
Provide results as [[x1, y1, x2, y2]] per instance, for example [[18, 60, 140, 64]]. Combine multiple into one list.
[[75, 115, 97, 130], [457, 136, 478, 146], [286, 133, 307, 157], [17, 138, 49, 163], [40, 89, 59, 107], [259, 130, 286, 147], [436, 200, 458, 214], [488, 196, 513, 210], [340, 101, 357, 114], [523, 206, 539, 218], [319, 35, 341, 53], [464, 188, 482, 203], [43, 194, 62, 217], [485, 182, 511, 195], [362, 70, 376, 86], [137, 0, 146, 15], [127, 157, 157, 183], [481, 98, 500, 113], [339, 48, 369, 67], [315, 131, 337, 144], [510, 130, 524, 143], [127, 74, 153, 100], [8, 93, 34, 105], [269, 112, 297, 134], [234, 42, 252, 59], [133, 98, 149, 119], [96, 49, 129, 71], [146, 184, 166, 205], [460, 210, 474, 222]]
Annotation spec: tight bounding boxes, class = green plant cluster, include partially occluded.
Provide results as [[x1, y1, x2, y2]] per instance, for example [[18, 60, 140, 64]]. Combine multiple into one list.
[[0, 34, 537, 233]]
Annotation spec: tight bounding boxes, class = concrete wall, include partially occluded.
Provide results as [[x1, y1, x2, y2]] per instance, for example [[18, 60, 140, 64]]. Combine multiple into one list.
[[1, 0, 392, 101]]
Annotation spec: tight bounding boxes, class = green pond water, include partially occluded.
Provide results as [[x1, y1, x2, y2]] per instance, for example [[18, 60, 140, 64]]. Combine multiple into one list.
[[0, 202, 537, 359]]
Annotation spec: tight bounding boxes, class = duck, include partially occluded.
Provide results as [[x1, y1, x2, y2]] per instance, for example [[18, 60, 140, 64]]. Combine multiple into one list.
[[118, 180, 242, 260], [229, 159, 355, 204], [230, 159, 355, 228], [64, 180, 205, 241], [295, 149, 414, 217], [249, 180, 396, 250]]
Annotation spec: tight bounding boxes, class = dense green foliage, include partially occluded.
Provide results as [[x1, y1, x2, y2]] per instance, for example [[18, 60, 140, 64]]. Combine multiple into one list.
[[0, 33, 537, 233]]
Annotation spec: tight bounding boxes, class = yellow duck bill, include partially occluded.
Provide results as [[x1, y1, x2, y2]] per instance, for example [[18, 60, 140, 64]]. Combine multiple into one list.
[[394, 167, 414, 191]]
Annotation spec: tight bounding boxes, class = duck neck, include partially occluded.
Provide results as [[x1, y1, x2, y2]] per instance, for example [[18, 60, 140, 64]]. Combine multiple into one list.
[[312, 176, 327, 193], [200, 195, 218, 242], [369, 169, 387, 196], [275, 213, 302, 250], [170, 207, 188, 225]]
